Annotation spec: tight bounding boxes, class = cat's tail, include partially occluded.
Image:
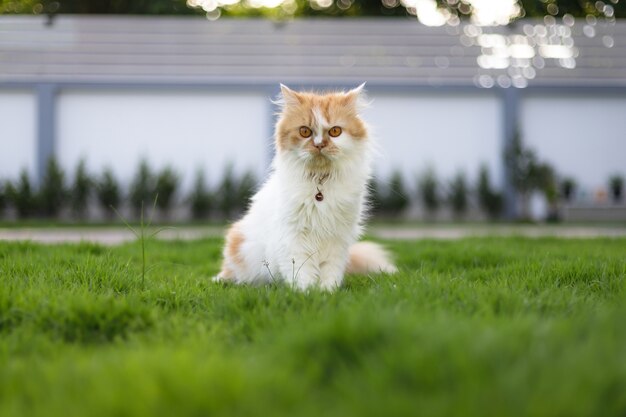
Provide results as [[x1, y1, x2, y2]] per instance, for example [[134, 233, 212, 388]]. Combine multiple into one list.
[[346, 241, 398, 275]]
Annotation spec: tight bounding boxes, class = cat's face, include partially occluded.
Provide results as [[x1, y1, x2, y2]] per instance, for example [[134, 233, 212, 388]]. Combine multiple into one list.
[[275, 85, 368, 168]]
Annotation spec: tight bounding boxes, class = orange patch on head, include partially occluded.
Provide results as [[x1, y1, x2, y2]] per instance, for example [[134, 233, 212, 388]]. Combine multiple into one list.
[[275, 87, 368, 153], [343, 115, 367, 140], [224, 223, 245, 267]]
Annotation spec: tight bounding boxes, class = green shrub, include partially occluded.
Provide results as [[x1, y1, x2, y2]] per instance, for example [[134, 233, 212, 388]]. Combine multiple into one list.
[[477, 165, 503, 220], [504, 130, 537, 197], [189, 169, 213, 220], [216, 164, 238, 219], [8, 169, 37, 218], [155, 166, 180, 216], [367, 173, 410, 218], [504, 130, 558, 219], [367, 176, 383, 217], [0, 182, 6, 217], [71, 159, 92, 218], [129, 159, 156, 217], [381, 171, 409, 216], [560, 177, 576, 203], [4, 182, 15, 214], [535, 163, 557, 202], [532, 163, 559, 222], [418, 168, 439, 218], [39, 157, 67, 218], [97, 167, 121, 218], [609, 175, 623, 203], [236, 171, 257, 213], [448, 171, 468, 219]]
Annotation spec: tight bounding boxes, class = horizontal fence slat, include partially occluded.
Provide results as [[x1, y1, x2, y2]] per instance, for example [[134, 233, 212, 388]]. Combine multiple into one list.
[[0, 16, 625, 87]]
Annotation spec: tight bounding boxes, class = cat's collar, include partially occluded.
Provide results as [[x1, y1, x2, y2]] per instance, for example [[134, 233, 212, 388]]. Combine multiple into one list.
[[314, 173, 329, 202]]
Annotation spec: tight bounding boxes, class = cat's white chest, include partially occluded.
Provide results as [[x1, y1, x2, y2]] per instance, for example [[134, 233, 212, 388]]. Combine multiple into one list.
[[288, 179, 361, 237]]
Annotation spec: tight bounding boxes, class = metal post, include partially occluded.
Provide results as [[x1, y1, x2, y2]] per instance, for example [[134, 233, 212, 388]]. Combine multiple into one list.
[[36, 83, 57, 186], [502, 87, 519, 220]]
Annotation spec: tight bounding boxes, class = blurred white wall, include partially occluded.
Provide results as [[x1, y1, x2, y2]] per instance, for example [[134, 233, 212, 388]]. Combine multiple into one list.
[[0, 90, 37, 180], [56, 89, 270, 190], [2, 87, 624, 197], [364, 92, 502, 189], [52, 90, 503, 192], [521, 94, 626, 190]]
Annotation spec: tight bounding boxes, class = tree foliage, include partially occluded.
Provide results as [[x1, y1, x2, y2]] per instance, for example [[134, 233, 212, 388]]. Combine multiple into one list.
[[504, 130, 560, 220], [433, 0, 625, 20], [2, 0, 624, 18], [0, 0, 195, 15]]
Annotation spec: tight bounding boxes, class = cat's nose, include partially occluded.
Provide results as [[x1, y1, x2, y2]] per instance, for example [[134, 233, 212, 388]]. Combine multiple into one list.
[[314, 140, 327, 150]]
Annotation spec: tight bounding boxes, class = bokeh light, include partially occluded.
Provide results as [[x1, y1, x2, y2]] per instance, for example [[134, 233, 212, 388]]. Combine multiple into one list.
[[185, 0, 621, 89]]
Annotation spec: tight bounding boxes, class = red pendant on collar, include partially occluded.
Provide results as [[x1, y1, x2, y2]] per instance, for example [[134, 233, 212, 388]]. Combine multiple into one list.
[[315, 192, 324, 202]]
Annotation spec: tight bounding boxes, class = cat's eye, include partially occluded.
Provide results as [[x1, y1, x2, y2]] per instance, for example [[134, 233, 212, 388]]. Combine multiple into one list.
[[299, 126, 313, 138], [329, 126, 342, 137]]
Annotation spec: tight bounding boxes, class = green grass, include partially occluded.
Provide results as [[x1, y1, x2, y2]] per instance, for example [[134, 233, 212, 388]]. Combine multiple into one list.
[[1, 237, 625, 417]]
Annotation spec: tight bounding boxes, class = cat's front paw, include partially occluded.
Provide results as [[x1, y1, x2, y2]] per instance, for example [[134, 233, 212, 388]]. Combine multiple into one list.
[[292, 275, 319, 292], [293, 276, 342, 292], [213, 268, 236, 283], [212, 274, 232, 284], [318, 278, 341, 292]]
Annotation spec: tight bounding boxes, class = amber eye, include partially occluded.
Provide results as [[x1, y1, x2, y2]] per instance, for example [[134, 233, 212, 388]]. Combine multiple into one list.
[[329, 126, 342, 137], [299, 126, 312, 138]]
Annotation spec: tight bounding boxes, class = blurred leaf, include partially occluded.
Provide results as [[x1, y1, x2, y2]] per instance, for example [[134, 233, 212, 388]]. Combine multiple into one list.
[[39, 156, 67, 218], [71, 159, 92, 218], [189, 169, 213, 220], [97, 167, 121, 219], [155, 166, 180, 216], [129, 159, 156, 218]]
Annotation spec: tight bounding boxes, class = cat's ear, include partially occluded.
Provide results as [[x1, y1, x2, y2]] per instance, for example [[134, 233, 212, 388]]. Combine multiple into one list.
[[342, 82, 368, 111], [348, 82, 367, 96], [279, 84, 302, 106]]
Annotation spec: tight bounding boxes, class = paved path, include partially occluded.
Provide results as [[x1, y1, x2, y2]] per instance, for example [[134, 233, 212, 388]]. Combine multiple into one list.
[[0, 227, 223, 245], [0, 225, 625, 245], [369, 225, 626, 240]]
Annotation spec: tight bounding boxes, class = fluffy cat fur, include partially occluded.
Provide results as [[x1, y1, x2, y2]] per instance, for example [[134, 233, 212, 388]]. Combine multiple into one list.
[[214, 84, 397, 291]]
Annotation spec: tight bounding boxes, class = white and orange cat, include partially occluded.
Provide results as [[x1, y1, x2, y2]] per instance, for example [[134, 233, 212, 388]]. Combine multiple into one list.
[[214, 84, 396, 291]]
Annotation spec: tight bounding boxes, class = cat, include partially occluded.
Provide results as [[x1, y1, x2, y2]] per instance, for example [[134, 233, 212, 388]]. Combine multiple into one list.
[[214, 84, 397, 291]]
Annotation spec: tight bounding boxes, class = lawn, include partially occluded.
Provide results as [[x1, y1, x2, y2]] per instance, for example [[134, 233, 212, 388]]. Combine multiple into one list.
[[1, 237, 625, 417]]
